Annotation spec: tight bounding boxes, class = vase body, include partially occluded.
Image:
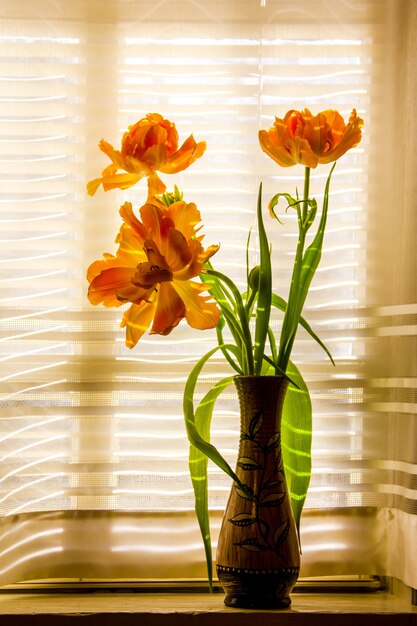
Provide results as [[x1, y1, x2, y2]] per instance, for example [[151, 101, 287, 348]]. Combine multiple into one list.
[[216, 375, 300, 609]]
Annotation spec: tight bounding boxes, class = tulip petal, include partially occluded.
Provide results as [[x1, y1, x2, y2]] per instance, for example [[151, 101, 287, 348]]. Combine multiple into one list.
[[275, 112, 320, 167], [166, 201, 202, 240], [121, 300, 156, 349], [320, 110, 346, 145], [142, 143, 168, 169], [98, 140, 125, 169], [173, 280, 220, 330], [150, 282, 186, 335], [173, 239, 204, 281], [116, 283, 155, 303], [303, 112, 332, 157], [86, 177, 104, 196], [163, 227, 192, 272], [139, 202, 164, 249], [319, 109, 364, 164], [199, 243, 220, 265], [142, 239, 170, 271], [258, 129, 297, 167], [294, 137, 320, 168], [115, 225, 148, 265], [174, 241, 220, 281], [160, 135, 206, 174], [88, 266, 135, 307], [91, 171, 142, 193], [87, 254, 118, 282], [144, 123, 168, 151], [119, 202, 148, 242], [122, 155, 153, 178]]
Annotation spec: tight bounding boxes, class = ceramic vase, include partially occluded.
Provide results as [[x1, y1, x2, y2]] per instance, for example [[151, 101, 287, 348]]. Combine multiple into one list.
[[216, 375, 300, 609]]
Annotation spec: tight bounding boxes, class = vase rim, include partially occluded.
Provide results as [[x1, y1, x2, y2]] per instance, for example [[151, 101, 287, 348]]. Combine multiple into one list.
[[234, 374, 286, 378]]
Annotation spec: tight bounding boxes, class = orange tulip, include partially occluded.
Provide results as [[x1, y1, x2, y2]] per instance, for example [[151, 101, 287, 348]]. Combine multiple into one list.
[[87, 198, 219, 348], [259, 108, 363, 168], [87, 113, 206, 196]]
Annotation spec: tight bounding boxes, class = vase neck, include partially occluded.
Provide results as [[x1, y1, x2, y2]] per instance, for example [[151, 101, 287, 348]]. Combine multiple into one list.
[[234, 375, 288, 440]]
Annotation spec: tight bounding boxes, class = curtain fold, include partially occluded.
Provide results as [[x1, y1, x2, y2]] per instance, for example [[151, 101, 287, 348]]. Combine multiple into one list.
[[0, 0, 415, 589], [365, 0, 417, 589]]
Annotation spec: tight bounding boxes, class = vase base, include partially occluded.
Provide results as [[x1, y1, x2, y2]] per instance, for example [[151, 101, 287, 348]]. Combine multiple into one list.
[[224, 594, 292, 610], [217, 565, 299, 610]]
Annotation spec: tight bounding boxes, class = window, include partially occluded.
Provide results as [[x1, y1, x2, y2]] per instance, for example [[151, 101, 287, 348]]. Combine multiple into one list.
[[0, 0, 416, 589]]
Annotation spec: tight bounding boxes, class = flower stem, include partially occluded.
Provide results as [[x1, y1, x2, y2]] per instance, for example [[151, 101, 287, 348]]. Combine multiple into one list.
[[302, 166, 311, 223], [277, 167, 310, 372]]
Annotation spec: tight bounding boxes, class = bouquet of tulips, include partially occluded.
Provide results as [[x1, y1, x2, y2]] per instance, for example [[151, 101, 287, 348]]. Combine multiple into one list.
[[87, 110, 363, 584]]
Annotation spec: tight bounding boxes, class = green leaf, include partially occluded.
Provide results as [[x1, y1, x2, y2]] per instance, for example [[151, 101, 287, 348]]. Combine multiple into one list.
[[281, 361, 312, 540], [278, 164, 336, 370], [207, 268, 254, 375], [183, 345, 242, 588], [261, 354, 300, 388], [303, 198, 318, 232], [215, 322, 243, 374], [188, 379, 236, 588], [200, 263, 234, 313], [201, 269, 246, 366], [268, 192, 298, 221], [271, 293, 335, 366], [254, 184, 272, 374], [298, 163, 336, 300], [267, 326, 278, 367], [245, 227, 253, 295]]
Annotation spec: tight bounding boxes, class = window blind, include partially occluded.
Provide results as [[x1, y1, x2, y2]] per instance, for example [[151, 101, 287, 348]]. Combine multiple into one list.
[[0, 0, 416, 589]]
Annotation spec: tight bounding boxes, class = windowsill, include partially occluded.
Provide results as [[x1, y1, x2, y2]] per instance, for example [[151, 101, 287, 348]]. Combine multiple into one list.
[[0, 591, 415, 625]]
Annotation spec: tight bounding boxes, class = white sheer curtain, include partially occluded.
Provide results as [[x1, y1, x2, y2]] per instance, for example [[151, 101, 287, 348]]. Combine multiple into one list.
[[0, 0, 415, 589], [366, 0, 417, 588]]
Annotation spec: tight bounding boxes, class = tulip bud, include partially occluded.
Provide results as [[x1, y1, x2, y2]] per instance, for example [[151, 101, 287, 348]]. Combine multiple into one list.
[[248, 265, 260, 292]]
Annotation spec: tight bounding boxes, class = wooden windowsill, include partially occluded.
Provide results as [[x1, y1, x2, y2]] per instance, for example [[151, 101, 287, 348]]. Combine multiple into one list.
[[0, 591, 415, 625]]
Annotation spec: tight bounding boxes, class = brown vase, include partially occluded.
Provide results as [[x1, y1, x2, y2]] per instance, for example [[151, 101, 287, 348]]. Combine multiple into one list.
[[216, 375, 300, 609]]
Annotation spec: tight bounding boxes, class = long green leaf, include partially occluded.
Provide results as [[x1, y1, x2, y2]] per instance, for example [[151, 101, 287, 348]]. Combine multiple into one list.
[[183, 345, 247, 586], [201, 269, 246, 366], [253, 183, 272, 374], [276, 180, 306, 372], [189, 374, 235, 589], [245, 227, 253, 298], [184, 346, 241, 483], [207, 268, 254, 374], [281, 361, 312, 538], [200, 264, 236, 319], [271, 293, 335, 366], [218, 305, 246, 347], [215, 322, 243, 374], [280, 164, 336, 369], [267, 326, 278, 366], [298, 163, 336, 296]]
